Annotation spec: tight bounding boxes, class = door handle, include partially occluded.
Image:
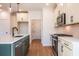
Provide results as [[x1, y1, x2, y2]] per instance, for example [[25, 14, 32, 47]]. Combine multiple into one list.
[[64, 43, 69, 46], [15, 45, 19, 47], [61, 46, 63, 52]]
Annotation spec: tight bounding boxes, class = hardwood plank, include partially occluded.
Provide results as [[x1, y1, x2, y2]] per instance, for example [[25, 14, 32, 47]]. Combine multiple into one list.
[[27, 39, 54, 56]]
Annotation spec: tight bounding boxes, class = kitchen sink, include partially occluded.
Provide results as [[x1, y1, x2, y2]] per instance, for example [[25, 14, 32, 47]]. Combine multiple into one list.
[[14, 35, 23, 37], [14, 34, 23, 37]]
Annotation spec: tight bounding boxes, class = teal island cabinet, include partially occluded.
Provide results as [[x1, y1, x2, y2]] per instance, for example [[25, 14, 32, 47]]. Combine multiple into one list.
[[0, 35, 29, 56]]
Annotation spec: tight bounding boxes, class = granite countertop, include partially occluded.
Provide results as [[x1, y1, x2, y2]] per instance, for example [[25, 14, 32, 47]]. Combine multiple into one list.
[[0, 34, 29, 44]]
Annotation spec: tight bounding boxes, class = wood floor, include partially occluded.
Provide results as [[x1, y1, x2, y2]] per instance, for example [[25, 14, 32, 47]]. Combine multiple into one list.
[[27, 39, 54, 56]]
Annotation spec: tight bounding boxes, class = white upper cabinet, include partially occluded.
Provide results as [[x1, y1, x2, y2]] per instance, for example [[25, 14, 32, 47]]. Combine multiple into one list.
[[54, 3, 79, 25], [16, 13, 28, 22], [64, 4, 71, 24], [63, 4, 79, 24], [54, 4, 66, 26], [66, 4, 79, 24]]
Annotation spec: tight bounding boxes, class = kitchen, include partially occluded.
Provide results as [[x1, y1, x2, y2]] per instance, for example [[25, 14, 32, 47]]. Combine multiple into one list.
[[0, 3, 79, 56]]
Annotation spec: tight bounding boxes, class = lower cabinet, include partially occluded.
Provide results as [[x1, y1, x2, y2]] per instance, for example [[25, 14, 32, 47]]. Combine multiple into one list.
[[0, 44, 11, 56], [0, 35, 29, 56], [14, 35, 29, 56], [14, 42, 24, 56], [25, 36, 29, 55]]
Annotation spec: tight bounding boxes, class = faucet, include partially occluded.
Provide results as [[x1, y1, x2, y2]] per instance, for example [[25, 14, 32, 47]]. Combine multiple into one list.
[[12, 27, 18, 36]]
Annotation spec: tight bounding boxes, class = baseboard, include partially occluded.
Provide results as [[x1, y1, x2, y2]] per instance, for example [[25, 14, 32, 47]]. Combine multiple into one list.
[[42, 43, 52, 46]]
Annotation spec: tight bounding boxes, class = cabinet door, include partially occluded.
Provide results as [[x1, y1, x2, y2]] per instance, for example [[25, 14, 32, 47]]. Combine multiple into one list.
[[0, 44, 11, 56], [17, 13, 28, 22], [24, 36, 29, 55], [13, 39, 24, 56], [66, 4, 79, 24], [15, 43, 23, 56], [71, 4, 79, 23], [58, 39, 63, 56], [22, 38, 27, 55], [63, 46, 72, 56]]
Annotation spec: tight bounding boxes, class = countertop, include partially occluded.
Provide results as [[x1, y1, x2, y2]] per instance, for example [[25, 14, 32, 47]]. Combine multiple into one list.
[[0, 34, 29, 44], [58, 36, 79, 43]]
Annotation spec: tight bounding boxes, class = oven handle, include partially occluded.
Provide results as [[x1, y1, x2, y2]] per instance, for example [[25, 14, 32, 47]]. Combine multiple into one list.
[[53, 39, 57, 41]]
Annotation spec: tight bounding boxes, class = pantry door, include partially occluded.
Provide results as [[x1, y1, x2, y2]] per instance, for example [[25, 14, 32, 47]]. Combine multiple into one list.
[[31, 20, 41, 40]]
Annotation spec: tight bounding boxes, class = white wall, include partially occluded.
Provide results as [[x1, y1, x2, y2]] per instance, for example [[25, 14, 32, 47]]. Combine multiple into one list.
[[28, 10, 42, 20], [11, 13, 17, 27], [0, 11, 10, 35], [41, 6, 56, 46]]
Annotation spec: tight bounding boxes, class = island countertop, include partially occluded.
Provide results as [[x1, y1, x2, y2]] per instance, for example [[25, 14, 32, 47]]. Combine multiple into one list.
[[0, 34, 29, 44]]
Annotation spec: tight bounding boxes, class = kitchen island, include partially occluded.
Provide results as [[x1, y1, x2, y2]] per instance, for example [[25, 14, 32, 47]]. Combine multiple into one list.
[[0, 34, 29, 56]]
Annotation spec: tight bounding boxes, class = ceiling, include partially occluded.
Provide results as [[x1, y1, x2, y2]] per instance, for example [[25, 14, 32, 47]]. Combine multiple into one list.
[[0, 3, 57, 12]]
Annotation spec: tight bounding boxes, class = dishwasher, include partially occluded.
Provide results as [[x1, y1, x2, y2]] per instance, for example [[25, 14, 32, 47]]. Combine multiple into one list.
[[15, 42, 23, 56]]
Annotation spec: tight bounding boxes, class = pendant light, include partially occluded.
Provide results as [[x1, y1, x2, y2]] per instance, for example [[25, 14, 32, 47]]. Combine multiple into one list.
[[17, 3, 20, 12], [9, 3, 11, 12], [17, 3, 28, 13]]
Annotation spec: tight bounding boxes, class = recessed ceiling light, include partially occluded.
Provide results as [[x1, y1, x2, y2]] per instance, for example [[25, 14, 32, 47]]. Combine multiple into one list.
[[46, 3, 49, 6], [19, 9, 22, 11], [60, 3, 63, 6]]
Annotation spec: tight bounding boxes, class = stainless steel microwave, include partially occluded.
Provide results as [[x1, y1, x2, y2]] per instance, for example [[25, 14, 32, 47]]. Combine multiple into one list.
[[57, 13, 66, 26]]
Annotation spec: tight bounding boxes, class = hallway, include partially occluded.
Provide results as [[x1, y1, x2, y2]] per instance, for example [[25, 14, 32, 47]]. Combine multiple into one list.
[[27, 39, 54, 56]]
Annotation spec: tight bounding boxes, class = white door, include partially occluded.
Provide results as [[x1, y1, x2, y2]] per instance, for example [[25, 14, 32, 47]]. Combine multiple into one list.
[[31, 20, 41, 40]]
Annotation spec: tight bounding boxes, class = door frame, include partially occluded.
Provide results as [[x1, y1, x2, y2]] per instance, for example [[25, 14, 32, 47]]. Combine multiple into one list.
[[30, 19, 42, 41]]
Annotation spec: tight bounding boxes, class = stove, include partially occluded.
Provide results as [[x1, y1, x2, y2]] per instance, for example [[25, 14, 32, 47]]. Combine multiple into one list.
[[50, 34, 73, 56]]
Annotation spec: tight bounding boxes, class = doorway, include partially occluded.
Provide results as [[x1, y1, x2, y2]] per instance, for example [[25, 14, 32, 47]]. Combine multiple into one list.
[[31, 20, 41, 41]]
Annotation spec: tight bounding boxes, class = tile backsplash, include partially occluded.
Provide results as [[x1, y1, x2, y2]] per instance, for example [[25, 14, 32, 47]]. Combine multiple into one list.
[[55, 24, 79, 38], [0, 32, 10, 35]]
